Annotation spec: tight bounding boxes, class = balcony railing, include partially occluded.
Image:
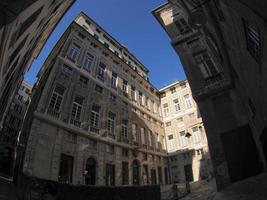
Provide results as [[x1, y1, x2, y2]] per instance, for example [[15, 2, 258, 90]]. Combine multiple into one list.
[[195, 73, 231, 98], [69, 118, 81, 128], [46, 108, 60, 119], [89, 126, 99, 134]]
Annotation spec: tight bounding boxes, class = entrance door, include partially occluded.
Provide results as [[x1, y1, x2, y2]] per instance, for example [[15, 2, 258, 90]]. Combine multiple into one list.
[[132, 160, 140, 185], [58, 154, 73, 184], [158, 166, 163, 184], [106, 164, 115, 186], [184, 164, 193, 182], [151, 169, 157, 184], [221, 125, 262, 182], [85, 158, 96, 185]]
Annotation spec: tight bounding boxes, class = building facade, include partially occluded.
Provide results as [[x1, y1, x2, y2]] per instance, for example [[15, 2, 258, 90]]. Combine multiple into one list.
[[20, 12, 169, 186], [0, 81, 32, 178], [0, 0, 75, 130], [160, 80, 212, 183], [153, 0, 267, 190]]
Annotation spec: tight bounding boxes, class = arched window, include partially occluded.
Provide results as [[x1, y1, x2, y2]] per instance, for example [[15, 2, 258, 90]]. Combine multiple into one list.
[[85, 158, 96, 185]]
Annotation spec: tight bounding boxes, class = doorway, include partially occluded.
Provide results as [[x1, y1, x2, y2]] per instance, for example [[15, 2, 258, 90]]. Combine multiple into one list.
[[132, 160, 140, 185], [85, 158, 96, 185], [221, 125, 262, 182], [184, 164, 193, 182], [151, 169, 157, 184], [105, 164, 115, 186], [58, 154, 74, 184]]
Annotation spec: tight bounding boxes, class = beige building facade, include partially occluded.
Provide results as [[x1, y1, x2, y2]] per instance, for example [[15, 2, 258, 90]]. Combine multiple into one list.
[[160, 80, 212, 183], [20, 12, 169, 186], [0, 0, 75, 130], [153, 0, 267, 190]]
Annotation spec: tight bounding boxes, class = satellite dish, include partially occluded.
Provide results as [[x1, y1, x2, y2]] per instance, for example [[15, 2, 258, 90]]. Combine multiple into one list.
[[188, 9, 207, 29]]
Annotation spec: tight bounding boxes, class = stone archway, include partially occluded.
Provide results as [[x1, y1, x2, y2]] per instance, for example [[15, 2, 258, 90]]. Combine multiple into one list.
[[85, 158, 96, 185]]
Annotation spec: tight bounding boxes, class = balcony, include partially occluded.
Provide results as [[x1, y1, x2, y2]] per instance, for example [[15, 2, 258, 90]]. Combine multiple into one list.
[[194, 73, 232, 99], [46, 108, 60, 119], [89, 126, 99, 134], [69, 118, 81, 128]]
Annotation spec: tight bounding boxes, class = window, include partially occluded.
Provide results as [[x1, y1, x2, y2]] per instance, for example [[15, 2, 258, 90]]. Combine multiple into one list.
[[243, 19, 261, 62], [106, 144, 114, 154], [122, 162, 129, 185], [67, 43, 80, 62], [67, 133, 77, 144], [170, 87, 176, 93], [83, 53, 94, 72], [184, 94, 192, 109], [163, 103, 169, 117], [62, 64, 73, 75], [177, 117, 183, 122], [71, 96, 83, 120], [192, 127, 201, 144], [174, 18, 191, 34], [122, 149, 129, 157], [179, 131, 188, 147], [173, 98, 180, 113], [141, 128, 146, 145], [97, 62, 106, 80], [122, 79, 128, 92], [148, 130, 153, 147], [168, 134, 176, 150], [155, 133, 160, 149], [189, 112, 195, 118], [49, 85, 64, 111], [79, 75, 88, 85], [194, 53, 219, 79], [180, 82, 187, 88], [90, 105, 100, 128], [110, 93, 116, 102], [17, 6, 44, 37], [138, 92, 143, 105], [132, 124, 138, 142], [111, 72, 117, 88], [95, 84, 103, 94], [107, 112, 116, 134], [131, 86, 136, 101], [121, 119, 128, 138], [166, 121, 171, 127], [161, 92, 166, 98]]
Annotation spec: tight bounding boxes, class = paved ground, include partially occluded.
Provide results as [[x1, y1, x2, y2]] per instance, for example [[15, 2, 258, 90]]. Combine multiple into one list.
[[213, 173, 267, 200], [180, 173, 267, 200], [180, 179, 216, 200], [0, 177, 17, 200]]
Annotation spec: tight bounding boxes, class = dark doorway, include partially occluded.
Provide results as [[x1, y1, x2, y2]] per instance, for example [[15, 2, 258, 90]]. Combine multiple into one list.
[[132, 160, 140, 185], [164, 167, 169, 184], [158, 166, 163, 184], [142, 164, 149, 184], [58, 154, 73, 184], [184, 164, 193, 182], [221, 125, 262, 183], [260, 128, 267, 163], [85, 158, 96, 185], [105, 164, 115, 186], [151, 169, 157, 184], [0, 146, 13, 178]]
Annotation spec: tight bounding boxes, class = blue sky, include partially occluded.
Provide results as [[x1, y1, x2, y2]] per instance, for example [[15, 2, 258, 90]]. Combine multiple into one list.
[[24, 0, 186, 89]]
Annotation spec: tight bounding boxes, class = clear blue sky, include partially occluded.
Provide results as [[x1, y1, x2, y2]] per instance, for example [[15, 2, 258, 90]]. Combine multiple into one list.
[[24, 0, 186, 89]]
